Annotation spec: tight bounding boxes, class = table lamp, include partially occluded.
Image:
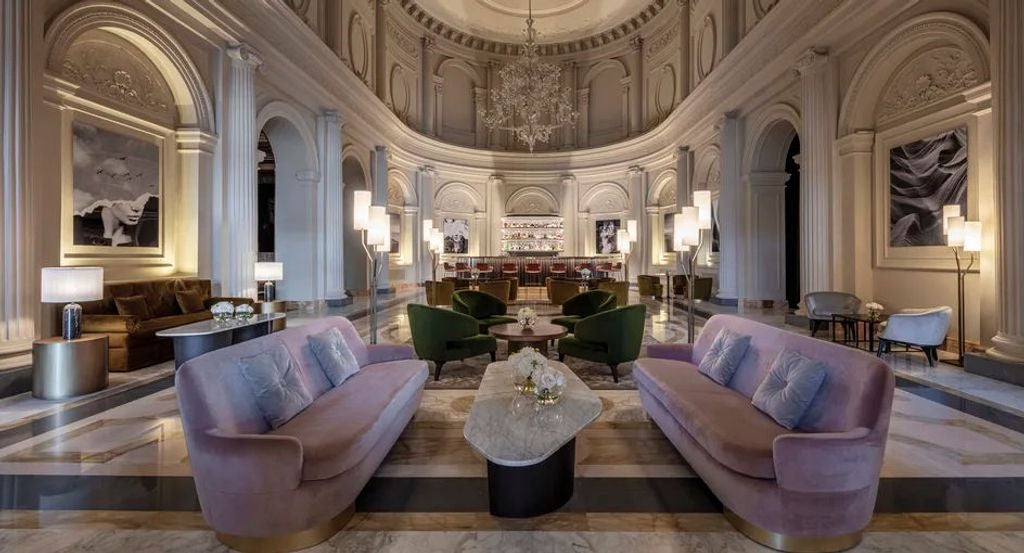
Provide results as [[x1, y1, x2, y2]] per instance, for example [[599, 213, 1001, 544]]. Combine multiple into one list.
[[41, 267, 104, 340], [254, 261, 283, 302]]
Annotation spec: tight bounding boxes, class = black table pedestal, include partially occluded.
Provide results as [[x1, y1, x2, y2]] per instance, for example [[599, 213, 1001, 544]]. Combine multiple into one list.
[[487, 438, 576, 518]]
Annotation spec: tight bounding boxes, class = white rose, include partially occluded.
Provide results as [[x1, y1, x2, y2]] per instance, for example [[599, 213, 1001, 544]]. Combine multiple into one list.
[[538, 371, 558, 390]]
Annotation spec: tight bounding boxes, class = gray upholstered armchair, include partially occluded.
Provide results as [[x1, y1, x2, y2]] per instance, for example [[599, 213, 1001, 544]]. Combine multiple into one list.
[[877, 306, 952, 366], [804, 292, 862, 337]]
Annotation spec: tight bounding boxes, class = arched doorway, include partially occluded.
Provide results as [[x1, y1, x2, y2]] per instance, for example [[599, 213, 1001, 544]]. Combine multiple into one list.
[[258, 113, 318, 301], [343, 156, 369, 293], [784, 136, 802, 309]]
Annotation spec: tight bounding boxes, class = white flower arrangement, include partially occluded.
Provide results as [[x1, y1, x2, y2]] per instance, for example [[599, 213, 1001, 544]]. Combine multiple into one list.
[[533, 365, 567, 405], [210, 301, 235, 322], [865, 302, 884, 321], [234, 303, 255, 320], [517, 306, 538, 328], [509, 346, 546, 393], [579, 268, 592, 280]]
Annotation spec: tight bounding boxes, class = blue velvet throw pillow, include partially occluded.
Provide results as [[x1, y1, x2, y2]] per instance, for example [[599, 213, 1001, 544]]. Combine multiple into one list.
[[308, 327, 360, 387], [752, 350, 828, 430], [238, 345, 312, 430], [697, 329, 752, 386]]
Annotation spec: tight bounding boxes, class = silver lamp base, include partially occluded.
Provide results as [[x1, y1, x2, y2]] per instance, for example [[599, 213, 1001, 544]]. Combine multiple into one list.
[[62, 302, 83, 340], [263, 281, 276, 302]]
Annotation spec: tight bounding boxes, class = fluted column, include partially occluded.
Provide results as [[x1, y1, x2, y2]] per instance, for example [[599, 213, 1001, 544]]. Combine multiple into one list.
[[421, 37, 436, 135], [629, 36, 644, 135], [561, 176, 578, 255], [836, 132, 875, 298], [474, 88, 488, 147], [677, 0, 691, 98], [716, 113, 741, 302], [221, 44, 262, 297], [371, 145, 391, 292], [795, 48, 837, 296], [416, 166, 436, 282], [487, 176, 504, 255], [988, 0, 1024, 363], [627, 166, 648, 281], [374, 0, 388, 102], [1, 0, 34, 367], [318, 111, 346, 303]]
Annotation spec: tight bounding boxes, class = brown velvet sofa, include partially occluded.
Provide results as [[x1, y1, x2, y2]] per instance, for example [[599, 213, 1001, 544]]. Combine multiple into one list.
[[80, 279, 253, 372]]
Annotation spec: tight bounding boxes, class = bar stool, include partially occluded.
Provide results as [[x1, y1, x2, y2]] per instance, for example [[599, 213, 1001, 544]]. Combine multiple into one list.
[[476, 262, 494, 280], [501, 262, 518, 278], [596, 262, 614, 278], [524, 262, 542, 286], [550, 263, 568, 278], [612, 262, 624, 280], [442, 262, 457, 278], [455, 262, 471, 278]]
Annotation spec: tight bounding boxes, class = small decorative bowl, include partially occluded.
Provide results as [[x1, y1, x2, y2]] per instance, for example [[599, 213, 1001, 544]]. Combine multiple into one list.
[[535, 386, 564, 405], [210, 301, 235, 322], [234, 303, 255, 320]]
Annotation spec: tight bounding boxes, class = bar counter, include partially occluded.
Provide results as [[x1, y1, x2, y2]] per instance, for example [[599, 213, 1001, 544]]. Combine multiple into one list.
[[439, 255, 623, 284]]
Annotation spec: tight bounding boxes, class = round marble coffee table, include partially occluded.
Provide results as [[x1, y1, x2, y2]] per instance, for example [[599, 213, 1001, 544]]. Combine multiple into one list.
[[488, 322, 567, 355], [463, 360, 602, 517]]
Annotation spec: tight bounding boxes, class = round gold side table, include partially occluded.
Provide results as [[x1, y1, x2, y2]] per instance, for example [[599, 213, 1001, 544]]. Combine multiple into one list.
[[32, 334, 109, 400]]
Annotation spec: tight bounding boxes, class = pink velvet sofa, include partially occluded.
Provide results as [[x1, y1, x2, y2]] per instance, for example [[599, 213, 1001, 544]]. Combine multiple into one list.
[[634, 315, 894, 552], [176, 317, 427, 552]]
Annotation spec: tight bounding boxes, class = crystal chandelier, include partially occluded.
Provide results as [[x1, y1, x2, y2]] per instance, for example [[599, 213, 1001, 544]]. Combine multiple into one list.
[[478, 0, 578, 152]]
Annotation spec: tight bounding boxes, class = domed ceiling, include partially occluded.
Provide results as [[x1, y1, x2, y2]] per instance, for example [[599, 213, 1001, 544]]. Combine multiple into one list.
[[412, 0, 653, 44]]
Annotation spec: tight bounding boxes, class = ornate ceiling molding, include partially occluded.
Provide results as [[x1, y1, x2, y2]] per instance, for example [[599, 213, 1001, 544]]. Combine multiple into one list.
[[397, 0, 668, 56]]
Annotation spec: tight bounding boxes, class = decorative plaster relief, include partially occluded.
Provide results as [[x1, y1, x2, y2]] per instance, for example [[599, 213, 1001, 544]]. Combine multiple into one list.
[[349, 13, 369, 81], [658, 180, 677, 206], [697, 15, 716, 80], [61, 32, 174, 122], [754, 0, 780, 19], [387, 21, 420, 59], [654, 65, 677, 118], [582, 182, 630, 213], [388, 181, 405, 206], [877, 48, 981, 123], [390, 65, 411, 119], [506, 186, 559, 215], [646, 24, 678, 60], [284, 0, 311, 23]]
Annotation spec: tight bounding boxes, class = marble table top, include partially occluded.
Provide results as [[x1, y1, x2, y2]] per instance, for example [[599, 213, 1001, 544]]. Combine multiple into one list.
[[154, 313, 285, 337], [488, 322, 568, 342], [463, 360, 602, 467]]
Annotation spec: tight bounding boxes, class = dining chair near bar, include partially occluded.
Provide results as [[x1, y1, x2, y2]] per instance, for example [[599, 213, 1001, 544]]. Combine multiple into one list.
[[596, 262, 614, 278], [501, 262, 518, 279], [455, 262, 471, 278], [524, 262, 542, 286], [476, 262, 494, 280], [550, 262, 568, 278], [442, 262, 457, 278]]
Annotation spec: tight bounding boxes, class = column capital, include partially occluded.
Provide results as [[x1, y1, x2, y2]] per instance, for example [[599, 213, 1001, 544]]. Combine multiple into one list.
[[487, 174, 504, 186], [226, 43, 263, 69], [629, 35, 644, 51], [837, 131, 875, 155], [794, 48, 829, 76], [422, 35, 436, 50], [417, 164, 436, 175], [627, 165, 645, 176], [561, 175, 578, 186], [320, 110, 345, 127]]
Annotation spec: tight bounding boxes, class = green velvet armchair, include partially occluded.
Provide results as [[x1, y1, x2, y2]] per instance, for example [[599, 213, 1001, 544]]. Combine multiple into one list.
[[557, 304, 646, 382], [452, 290, 517, 333], [407, 304, 497, 380], [551, 290, 616, 333]]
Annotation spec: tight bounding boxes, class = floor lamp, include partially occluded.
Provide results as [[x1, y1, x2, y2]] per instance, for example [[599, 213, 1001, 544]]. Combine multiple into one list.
[[617, 229, 632, 285], [428, 228, 443, 282], [353, 191, 388, 344], [679, 191, 713, 344], [944, 208, 981, 366]]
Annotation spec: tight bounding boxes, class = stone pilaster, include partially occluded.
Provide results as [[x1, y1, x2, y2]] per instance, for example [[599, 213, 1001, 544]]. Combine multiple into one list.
[[318, 111, 347, 303], [795, 48, 837, 296], [1, 0, 34, 367], [677, 0, 691, 97], [836, 131, 875, 299], [561, 176, 578, 255], [421, 36, 436, 135], [627, 166, 648, 281], [629, 36, 644, 135], [474, 88, 488, 147], [675, 146, 694, 207], [371, 145, 391, 292], [416, 166, 436, 282], [486, 176, 504, 255], [987, 0, 1024, 363], [220, 44, 262, 298], [375, 0, 389, 102], [716, 113, 741, 302]]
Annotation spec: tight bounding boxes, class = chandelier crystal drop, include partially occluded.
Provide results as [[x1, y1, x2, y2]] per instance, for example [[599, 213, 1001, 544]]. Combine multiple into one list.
[[478, 0, 579, 152]]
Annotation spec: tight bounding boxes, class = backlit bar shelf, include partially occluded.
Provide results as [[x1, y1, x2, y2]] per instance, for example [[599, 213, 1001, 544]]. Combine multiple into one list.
[[501, 215, 564, 254]]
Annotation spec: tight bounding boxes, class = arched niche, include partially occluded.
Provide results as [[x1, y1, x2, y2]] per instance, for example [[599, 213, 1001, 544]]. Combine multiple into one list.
[[435, 181, 484, 214], [437, 59, 481, 147], [387, 170, 417, 262], [505, 186, 559, 215], [582, 59, 629, 147], [44, 0, 215, 280], [342, 153, 370, 292], [647, 169, 678, 207], [580, 182, 630, 214], [744, 103, 800, 173], [256, 101, 320, 301]]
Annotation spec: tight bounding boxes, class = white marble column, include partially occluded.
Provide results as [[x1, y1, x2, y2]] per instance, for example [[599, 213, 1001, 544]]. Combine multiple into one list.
[[472, 212, 487, 256], [220, 44, 262, 298], [486, 176, 504, 255], [629, 36, 644, 135], [716, 113, 742, 302], [675, 146, 694, 207], [421, 37, 436, 135], [745, 171, 789, 303], [988, 0, 1024, 362], [371, 145, 391, 292], [561, 176, 578, 255], [795, 48, 837, 296], [176, 130, 216, 277], [836, 132, 875, 299], [577, 212, 591, 255], [416, 166, 436, 282], [627, 166, 648, 281], [317, 111, 346, 303], [1, 0, 34, 367]]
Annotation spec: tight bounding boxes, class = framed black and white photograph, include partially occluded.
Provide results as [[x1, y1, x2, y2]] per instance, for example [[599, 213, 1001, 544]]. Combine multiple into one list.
[[664, 212, 674, 252], [389, 213, 401, 254], [443, 217, 469, 254], [889, 126, 967, 247], [595, 219, 620, 254], [72, 121, 160, 248]]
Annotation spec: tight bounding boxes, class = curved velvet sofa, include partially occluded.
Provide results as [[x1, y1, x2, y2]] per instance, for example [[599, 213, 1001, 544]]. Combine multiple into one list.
[[176, 317, 427, 552], [634, 315, 894, 552]]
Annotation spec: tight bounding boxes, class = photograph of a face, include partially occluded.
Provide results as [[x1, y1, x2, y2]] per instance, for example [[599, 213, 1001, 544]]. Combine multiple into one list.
[[72, 121, 160, 248], [596, 219, 620, 254], [443, 218, 469, 254], [889, 126, 967, 247]]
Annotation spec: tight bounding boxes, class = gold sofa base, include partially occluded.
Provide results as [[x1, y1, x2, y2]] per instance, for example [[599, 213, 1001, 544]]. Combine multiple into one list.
[[724, 509, 862, 553], [216, 505, 355, 553]]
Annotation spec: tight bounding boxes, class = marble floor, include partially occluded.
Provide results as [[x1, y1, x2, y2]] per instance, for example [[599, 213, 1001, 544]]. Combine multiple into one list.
[[1, 286, 1023, 551]]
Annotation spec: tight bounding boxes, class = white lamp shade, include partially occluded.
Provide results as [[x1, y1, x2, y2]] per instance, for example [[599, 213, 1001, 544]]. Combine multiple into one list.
[[626, 220, 638, 242], [254, 261, 283, 281], [680, 206, 700, 246], [694, 190, 713, 230], [41, 267, 104, 303], [367, 206, 388, 246], [422, 220, 433, 241], [617, 229, 632, 254], [963, 221, 982, 252], [947, 216, 965, 247], [672, 213, 688, 252], [942, 204, 961, 235], [352, 190, 371, 231], [429, 228, 444, 252], [375, 211, 392, 253]]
